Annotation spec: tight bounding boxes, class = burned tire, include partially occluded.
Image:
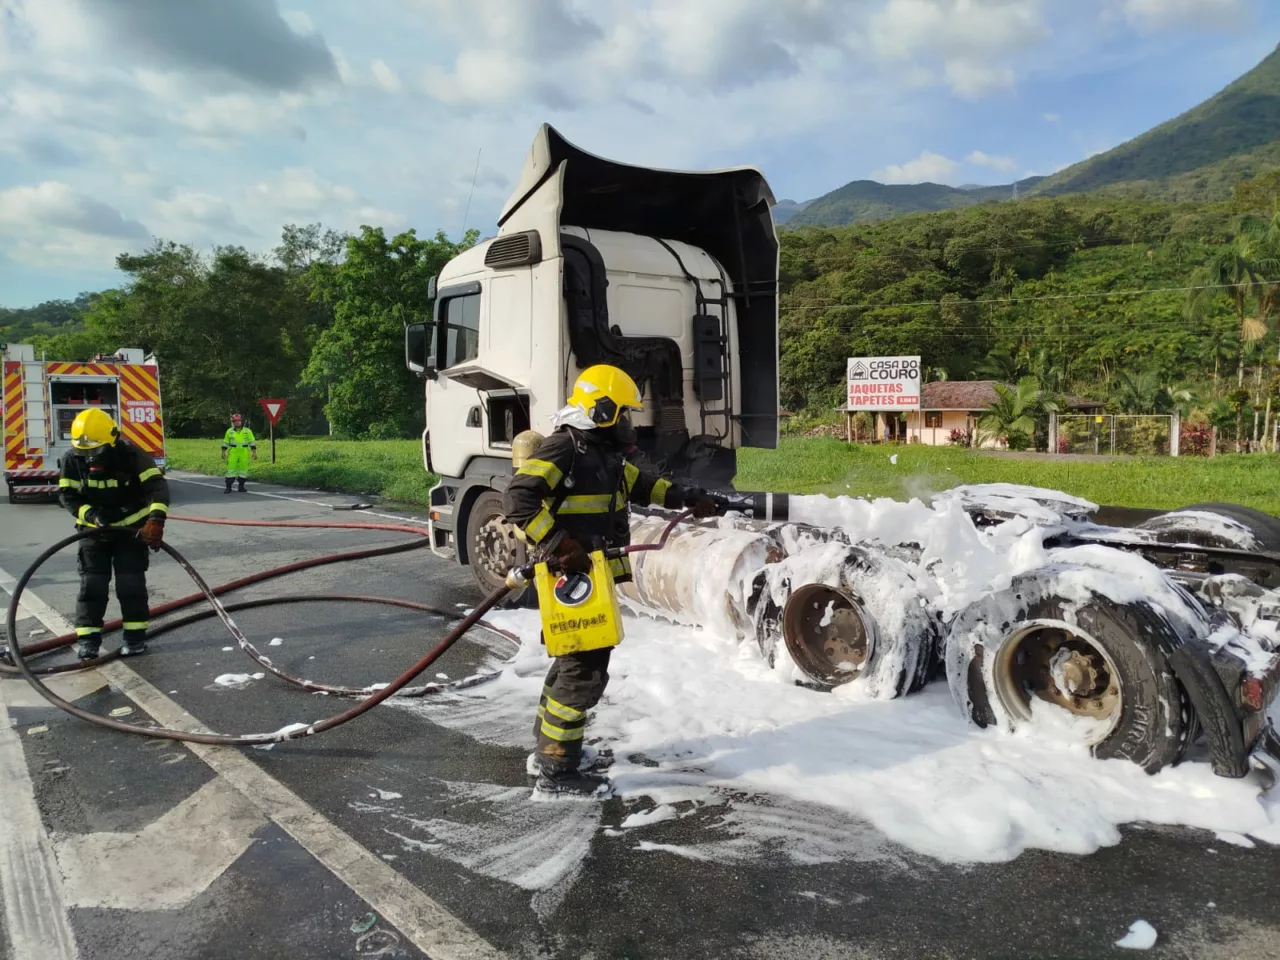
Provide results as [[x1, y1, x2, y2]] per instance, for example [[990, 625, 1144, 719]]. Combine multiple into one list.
[[464, 490, 531, 606], [752, 546, 938, 698], [1135, 502, 1280, 552], [944, 564, 1194, 773]]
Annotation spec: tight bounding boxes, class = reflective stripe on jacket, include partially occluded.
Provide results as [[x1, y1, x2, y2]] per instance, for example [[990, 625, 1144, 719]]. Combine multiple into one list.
[[501, 427, 693, 583], [222, 427, 257, 449], [58, 440, 170, 529]]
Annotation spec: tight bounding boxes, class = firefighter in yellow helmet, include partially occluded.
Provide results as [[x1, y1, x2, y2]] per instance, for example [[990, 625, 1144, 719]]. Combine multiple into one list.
[[57, 408, 169, 660], [502, 364, 722, 798]]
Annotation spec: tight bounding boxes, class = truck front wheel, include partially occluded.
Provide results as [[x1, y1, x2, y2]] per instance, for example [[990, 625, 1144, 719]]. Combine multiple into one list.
[[465, 490, 527, 599], [944, 565, 1194, 773]]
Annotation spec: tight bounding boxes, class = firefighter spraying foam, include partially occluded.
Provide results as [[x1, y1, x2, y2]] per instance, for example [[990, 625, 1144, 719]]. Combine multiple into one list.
[[221, 412, 258, 493], [57, 408, 170, 660], [502, 364, 723, 799]]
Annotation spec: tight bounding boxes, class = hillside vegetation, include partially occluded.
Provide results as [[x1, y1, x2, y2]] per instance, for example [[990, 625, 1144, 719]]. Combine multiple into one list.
[[779, 181, 1280, 434], [1033, 45, 1280, 200]]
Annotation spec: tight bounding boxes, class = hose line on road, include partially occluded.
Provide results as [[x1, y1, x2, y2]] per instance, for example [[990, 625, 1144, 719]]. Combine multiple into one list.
[[2, 516, 516, 746]]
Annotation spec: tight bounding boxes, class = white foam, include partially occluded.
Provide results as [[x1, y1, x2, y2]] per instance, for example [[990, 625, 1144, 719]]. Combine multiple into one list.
[[389, 488, 1280, 866], [1115, 920, 1157, 950]]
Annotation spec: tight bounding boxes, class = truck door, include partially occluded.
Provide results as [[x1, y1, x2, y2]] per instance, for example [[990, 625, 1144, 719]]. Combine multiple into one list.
[[425, 281, 486, 479]]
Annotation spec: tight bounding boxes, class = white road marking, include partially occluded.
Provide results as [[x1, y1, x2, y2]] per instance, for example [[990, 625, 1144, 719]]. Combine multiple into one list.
[[0, 569, 507, 960], [166, 473, 431, 527], [2, 670, 108, 710], [0, 688, 79, 960], [54, 778, 264, 910]]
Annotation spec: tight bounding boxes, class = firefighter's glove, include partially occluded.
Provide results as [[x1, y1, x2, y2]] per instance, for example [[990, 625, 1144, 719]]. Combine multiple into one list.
[[554, 537, 592, 575], [83, 508, 106, 529], [140, 517, 165, 551], [689, 497, 720, 520]]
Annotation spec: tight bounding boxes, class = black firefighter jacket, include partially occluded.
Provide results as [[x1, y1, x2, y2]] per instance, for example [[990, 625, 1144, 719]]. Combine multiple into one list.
[[501, 427, 697, 583], [58, 439, 170, 529]]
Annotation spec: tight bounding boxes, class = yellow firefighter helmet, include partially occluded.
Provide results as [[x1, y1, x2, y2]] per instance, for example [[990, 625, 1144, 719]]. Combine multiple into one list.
[[70, 407, 120, 451], [566, 365, 643, 428]]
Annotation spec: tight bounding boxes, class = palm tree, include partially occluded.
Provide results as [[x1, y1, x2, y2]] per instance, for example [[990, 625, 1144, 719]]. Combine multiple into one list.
[[1186, 216, 1278, 386], [975, 347, 1023, 382], [1113, 370, 1193, 415], [978, 376, 1059, 450]]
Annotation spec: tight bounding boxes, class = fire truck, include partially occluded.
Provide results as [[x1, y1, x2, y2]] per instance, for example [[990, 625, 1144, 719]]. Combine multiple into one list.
[[2, 343, 166, 503]]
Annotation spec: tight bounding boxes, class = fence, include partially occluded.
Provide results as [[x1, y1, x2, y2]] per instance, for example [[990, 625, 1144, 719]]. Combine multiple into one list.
[[1051, 413, 1180, 457]]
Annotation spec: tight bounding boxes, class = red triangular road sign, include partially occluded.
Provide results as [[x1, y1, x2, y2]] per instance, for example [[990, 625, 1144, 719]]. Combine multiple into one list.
[[258, 398, 287, 425]]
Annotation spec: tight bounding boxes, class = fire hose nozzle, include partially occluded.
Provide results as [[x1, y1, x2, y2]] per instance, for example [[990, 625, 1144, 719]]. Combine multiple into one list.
[[505, 565, 534, 590]]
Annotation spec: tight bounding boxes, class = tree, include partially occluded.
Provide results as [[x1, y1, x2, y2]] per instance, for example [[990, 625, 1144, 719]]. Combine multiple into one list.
[[82, 238, 321, 436], [978, 376, 1058, 450], [303, 227, 478, 438]]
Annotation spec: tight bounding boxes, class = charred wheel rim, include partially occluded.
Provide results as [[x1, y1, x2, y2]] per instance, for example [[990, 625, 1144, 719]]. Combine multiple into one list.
[[781, 584, 877, 687], [991, 619, 1123, 745]]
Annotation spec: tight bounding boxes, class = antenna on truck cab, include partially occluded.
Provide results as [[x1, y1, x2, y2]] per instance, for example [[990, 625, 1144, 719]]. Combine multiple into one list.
[[461, 147, 481, 240]]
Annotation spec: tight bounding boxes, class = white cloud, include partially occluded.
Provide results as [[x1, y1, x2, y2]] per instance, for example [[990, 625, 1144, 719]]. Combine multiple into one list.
[[0, 181, 150, 268], [414, 0, 1043, 108], [0, 182, 148, 239], [966, 150, 1018, 172], [370, 58, 402, 94], [1119, 0, 1251, 31], [869, 0, 1047, 98], [246, 168, 404, 232], [944, 60, 1016, 98], [1043, 112, 1060, 123], [874, 151, 961, 184], [153, 190, 253, 237]]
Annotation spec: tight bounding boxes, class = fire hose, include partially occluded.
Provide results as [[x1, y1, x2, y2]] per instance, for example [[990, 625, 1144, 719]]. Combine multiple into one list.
[[2, 510, 691, 746]]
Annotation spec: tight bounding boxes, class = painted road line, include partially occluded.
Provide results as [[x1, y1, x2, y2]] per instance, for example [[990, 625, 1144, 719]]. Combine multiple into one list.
[[0, 569, 508, 960], [0, 687, 79, 960], [55, 778, 264, 910], [167, 473, 431, 527]]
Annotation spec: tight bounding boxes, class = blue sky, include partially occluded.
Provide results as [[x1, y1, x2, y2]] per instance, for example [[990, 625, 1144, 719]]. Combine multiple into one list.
[[1, 0, 1277, 307]]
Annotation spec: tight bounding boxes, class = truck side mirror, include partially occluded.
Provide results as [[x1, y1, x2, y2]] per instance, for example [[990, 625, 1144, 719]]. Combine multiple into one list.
[[405, 322, 436, 380], [426, 276, 437, 300]]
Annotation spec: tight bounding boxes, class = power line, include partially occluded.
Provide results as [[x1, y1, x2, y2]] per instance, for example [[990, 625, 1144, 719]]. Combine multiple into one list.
[[779, 280, 1264, 312]]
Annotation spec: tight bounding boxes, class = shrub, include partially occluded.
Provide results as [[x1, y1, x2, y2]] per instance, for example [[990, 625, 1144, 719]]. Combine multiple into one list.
[[1180, 422, 1213, 456], [948, 427, 973, 447]]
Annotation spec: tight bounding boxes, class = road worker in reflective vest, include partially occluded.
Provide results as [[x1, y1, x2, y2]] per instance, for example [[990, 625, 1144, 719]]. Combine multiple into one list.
[[221, 413, 257, 493], [502, 364, 719, 798], [57, 408, 169, 660]]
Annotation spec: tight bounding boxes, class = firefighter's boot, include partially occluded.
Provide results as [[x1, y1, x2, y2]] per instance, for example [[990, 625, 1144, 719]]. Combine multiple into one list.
[[526, 744, 612, 776], [76, 632, 102, 661], [533, 767, 613, 800], [120, 630, 148, 657], [224, 478, 233, 494], [237, 480, 247, 493]]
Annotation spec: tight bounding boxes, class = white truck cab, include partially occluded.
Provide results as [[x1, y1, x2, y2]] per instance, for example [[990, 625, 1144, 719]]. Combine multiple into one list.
[[405, 124, 780, 592]]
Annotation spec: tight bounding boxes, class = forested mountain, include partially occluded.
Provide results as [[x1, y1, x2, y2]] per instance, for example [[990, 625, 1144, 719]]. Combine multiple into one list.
[[779, 172, 1280, 418], [1032, 44, 1280, 201], [786, 177, 1044, 227], [783, 44, 1280, 227]]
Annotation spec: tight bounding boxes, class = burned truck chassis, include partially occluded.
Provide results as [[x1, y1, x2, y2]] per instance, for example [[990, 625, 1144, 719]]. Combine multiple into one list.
[[619, 496, 1280, 781]]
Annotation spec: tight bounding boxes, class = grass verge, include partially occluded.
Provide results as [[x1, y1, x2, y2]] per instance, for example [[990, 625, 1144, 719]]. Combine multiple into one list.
[[164, 436, 1280, 515], [737, 439, 1280, 514], [164, 437, 438, 505]]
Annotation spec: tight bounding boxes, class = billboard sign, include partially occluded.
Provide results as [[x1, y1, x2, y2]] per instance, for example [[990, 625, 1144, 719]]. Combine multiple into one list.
[[847, 356, 921, 410]]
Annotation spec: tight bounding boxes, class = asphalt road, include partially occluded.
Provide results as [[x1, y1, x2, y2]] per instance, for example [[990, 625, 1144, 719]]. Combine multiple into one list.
[[2, 473, 1279, 960]]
